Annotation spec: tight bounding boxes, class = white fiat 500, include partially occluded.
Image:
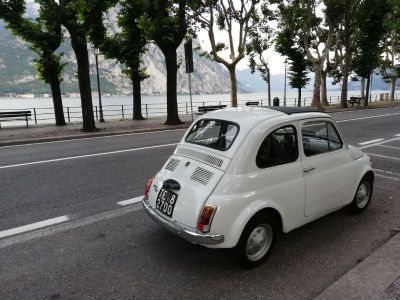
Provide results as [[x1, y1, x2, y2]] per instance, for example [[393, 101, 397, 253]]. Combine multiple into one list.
[[142, 107, 374, 267]]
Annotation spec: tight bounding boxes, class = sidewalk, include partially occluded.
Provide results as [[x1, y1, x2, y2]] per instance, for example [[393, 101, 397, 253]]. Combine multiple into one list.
[[316, 231, 400, 299], [0, 115, 194, 146]]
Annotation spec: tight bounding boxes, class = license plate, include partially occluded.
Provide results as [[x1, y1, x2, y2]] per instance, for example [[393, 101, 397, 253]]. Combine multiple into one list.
[[155, 188, 178, 218]]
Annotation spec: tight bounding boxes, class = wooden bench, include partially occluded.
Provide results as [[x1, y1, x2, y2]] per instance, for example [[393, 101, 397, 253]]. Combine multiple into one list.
[[0, 111, 32, 128], [196, 105, 227, 115], [347, 97, 363, 107], [245, 101, 259, 106]]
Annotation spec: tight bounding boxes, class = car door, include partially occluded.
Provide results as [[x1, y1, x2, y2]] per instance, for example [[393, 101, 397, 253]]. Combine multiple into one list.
[[300, 119, 355, 217]]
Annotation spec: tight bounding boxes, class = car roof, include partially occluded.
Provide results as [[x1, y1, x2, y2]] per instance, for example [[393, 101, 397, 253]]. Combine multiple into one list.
[[200, 106, 329, 125]]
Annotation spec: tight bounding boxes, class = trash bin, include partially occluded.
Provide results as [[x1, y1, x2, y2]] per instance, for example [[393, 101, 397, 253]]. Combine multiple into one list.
[[273, 97, 280, 106]]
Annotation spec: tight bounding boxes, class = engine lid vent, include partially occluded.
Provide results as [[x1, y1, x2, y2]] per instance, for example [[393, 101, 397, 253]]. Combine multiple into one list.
[[165, 158, 180, 171], [177, 148, 224, 168], [190, 167, 214, 185]]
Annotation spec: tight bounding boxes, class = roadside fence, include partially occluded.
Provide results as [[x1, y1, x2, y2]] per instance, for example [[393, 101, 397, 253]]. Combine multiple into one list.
[[0, 92, 398, 126]]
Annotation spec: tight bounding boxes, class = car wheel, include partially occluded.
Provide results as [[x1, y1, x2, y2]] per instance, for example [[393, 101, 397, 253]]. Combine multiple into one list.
[[348, 175, 373, 214], [234, 212, 279, 268]]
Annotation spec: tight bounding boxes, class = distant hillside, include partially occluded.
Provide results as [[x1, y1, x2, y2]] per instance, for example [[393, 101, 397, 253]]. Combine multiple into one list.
[[0, 17, 248, 96], [236, 68, 395, 93]]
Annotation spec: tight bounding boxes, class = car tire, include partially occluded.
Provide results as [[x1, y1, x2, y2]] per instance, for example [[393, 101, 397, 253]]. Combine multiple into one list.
[[234, 211, 279, 268], [347, 175, 373, 214]]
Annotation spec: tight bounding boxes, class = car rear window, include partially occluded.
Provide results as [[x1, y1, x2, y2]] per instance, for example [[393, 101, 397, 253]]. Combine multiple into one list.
[[185, 119, 239, 151]]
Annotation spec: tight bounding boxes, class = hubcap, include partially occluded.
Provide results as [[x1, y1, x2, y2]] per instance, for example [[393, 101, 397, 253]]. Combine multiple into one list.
[[245, 224, 273, 262], [356, 181, 371, 208]]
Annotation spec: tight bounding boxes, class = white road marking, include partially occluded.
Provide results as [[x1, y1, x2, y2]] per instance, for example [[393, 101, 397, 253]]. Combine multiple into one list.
[[117, 196, 143, 206], [358, 139, 384, 146], [396, 134, 400, 137], [0, 215, 70, 239], [0, 128, 187, 149], [0, 143, 178, 170], [337, 112, 400, 123], [365, 153, 400, 161], [0, 205, 142, 249], [374, 169, 400, 177], [359, 137, 400, 149], [375, 174, 400, 182], [377, 144, 400, 150]]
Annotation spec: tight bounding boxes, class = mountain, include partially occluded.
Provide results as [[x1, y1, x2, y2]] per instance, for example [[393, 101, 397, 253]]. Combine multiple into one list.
[[237, 68, 395, 94], [0, 18, 244, 96]]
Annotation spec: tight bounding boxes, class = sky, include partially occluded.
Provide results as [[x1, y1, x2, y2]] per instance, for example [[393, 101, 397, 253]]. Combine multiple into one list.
[[197, 29, 286, 74]]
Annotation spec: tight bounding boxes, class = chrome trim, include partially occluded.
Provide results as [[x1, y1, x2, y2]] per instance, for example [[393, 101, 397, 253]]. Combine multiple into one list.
[[142, 199, 224, 245]]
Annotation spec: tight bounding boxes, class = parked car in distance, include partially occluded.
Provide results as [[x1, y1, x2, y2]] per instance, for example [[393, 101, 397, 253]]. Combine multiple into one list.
[[143, 107, 374, 267]]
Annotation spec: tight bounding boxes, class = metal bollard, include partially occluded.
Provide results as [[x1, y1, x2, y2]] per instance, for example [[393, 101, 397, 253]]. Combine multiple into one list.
[[34, 108, 37, 125], [67, 107, 70, 123], [95, 106, 98, 121], [146, 104, 148, 118], [122, 105, 124, 119], [186, 102, 188, 114]]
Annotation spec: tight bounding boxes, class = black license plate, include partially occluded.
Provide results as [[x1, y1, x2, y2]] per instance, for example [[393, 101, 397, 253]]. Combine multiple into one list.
[[155, 188, 178, 218]]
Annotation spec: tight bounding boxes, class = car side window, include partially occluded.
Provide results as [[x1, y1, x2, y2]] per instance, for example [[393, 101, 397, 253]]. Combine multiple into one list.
[[302, 121, 343, 156], [256, 125, 299, 169]]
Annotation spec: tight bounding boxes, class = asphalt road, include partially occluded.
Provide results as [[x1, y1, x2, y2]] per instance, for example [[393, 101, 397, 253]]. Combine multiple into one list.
[[1, 107, 400, 299]]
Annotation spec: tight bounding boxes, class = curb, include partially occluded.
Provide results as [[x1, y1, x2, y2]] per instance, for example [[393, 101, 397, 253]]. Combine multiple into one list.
[[324, 105, 399, 113], [315, 232, 400, 299], [0, 124, 190, 147]]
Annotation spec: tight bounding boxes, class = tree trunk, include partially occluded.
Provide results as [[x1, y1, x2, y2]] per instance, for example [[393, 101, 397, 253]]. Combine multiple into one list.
[[390, 77, 397, 101], [267, 69, 271, 106], [49, 75, 66, 126], [340, 65, 349, 108], [228, 65, 238, 107], [312, 65, 322, 107], [163, 49, 182, 125], [131, 72, 144, 120], [70, 34, 96, 132], [321, 70, 328, 105], [360, 77, 365, 98], [298, 88, 302, 107], [364, 75, 370, 107]]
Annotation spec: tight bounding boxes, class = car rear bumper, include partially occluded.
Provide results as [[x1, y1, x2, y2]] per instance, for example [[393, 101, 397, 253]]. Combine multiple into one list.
[[142, 199, 224, 245]]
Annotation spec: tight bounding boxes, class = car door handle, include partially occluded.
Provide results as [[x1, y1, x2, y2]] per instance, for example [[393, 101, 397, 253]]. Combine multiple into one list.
[[303, 167, 316, 173]]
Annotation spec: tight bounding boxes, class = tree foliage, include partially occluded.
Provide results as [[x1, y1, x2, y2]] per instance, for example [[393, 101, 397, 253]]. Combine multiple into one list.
[[0, 0, 66, 125], [380, 0, 400, 101], [137, 0, 189, 125], [353, 0, 390, 105], [190, 0, 268, 107], [274, 1, 310, 107], [90, 0, 149, 120]]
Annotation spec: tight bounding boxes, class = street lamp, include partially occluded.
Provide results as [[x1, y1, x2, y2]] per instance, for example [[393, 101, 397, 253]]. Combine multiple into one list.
[[284, 58, 288, 107], [93, 47, 104, 122]]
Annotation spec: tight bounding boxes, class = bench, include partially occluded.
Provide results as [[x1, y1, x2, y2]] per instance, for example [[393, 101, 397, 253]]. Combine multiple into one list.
[[0, 111, 32, 128], [196, 105, 227, 115], [347, 97, 363, 107], [245, 101, 259, 106]]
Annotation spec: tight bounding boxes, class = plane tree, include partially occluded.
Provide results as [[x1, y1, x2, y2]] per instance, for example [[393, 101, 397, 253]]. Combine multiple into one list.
[[137, 0, 190, 125], [0, 0, 66, 125], [380, 0, 400, 101], [189, 0, 268, 107], [90, 0, 148, 120], [353, 0, 390, 106]]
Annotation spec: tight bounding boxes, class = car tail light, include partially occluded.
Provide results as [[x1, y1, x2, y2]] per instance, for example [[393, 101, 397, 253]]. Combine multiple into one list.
[[197, 205, 216, 233], [144, 177, 154, 200]]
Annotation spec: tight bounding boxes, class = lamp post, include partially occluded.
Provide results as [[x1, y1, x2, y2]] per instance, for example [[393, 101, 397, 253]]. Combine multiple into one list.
[[284, 58, 287, 107], [93, 47, 104, 122]]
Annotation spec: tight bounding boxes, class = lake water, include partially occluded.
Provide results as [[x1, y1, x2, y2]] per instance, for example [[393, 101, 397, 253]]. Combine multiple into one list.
[[0, 90, 393, 127]]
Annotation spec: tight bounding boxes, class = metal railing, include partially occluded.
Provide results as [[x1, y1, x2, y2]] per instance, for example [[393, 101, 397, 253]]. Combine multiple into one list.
[[0, 92, 398, 126]]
